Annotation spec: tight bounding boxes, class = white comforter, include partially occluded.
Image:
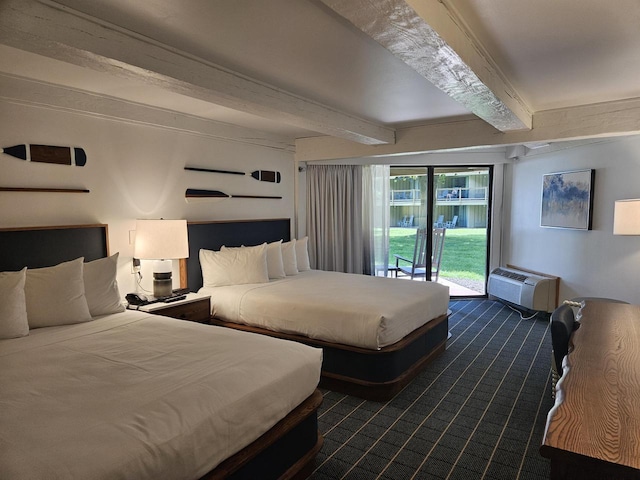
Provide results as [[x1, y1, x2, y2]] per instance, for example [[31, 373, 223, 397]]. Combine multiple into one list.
[[0, 311, 322, 480], [200, 270, 450, 350]]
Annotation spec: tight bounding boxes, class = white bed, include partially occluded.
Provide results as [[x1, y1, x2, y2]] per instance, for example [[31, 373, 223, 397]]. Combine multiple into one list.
[[0, 310, 321, 480], [0, 223, 324, 479], [184, 219, 450, 400], [200, 269, 450, 350]]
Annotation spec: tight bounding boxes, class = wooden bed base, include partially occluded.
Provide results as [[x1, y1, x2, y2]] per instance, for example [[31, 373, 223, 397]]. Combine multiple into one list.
[[211, 313, 449, 402], [0, 224, 324, 480], [204, 389, 324, 480]]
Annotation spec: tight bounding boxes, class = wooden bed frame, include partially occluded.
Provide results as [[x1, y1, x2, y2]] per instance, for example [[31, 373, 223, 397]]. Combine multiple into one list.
[[183, 218, 450, 401], [0, 223, 323, 480]]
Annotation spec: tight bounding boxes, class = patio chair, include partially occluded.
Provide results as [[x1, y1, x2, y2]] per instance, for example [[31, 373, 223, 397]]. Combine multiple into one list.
[[397, 215, 408, 227], [394, 227, 446, 281], [433, 214, 444, 228], [445, 215, 458, 228]]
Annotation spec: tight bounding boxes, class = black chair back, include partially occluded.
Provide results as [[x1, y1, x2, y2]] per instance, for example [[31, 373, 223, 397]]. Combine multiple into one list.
[[550, 304, 577, 374]]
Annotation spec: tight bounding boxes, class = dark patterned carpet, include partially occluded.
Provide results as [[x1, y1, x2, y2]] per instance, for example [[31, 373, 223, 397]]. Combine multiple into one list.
[[312, 299, 554, 480]]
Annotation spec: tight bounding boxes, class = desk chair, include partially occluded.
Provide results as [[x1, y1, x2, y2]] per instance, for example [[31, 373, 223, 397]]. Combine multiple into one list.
[[550, 304, 578, 397]]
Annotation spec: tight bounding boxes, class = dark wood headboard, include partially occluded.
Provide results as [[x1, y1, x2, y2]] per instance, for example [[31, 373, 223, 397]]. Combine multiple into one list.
[[183, 218, 291, 292], [0, 224, 109, 271]]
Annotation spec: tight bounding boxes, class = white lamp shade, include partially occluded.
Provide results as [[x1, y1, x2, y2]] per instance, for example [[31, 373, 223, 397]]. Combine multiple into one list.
[[134, 219, 189, 259], [613, 199, 640, 235]]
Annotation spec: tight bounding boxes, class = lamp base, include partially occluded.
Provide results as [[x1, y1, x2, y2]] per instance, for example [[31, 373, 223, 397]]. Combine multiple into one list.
[[153, 272, 173, 298], [152, 259, 173, 298]]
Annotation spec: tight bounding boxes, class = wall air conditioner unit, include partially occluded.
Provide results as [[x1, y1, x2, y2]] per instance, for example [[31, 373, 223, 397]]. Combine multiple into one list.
[[488, 267, 556, 312]]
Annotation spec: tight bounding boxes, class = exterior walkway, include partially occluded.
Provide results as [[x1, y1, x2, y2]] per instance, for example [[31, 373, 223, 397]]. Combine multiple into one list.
[[378, 268, 483, 297], [438, 277, 483, 297]]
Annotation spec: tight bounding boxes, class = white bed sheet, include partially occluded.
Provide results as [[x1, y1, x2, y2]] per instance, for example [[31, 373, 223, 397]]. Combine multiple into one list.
[[0, 310, 322, 480], [200, 270, 450, 350]]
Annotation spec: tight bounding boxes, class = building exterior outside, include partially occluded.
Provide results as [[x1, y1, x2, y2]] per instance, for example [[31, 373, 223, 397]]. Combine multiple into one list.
[[390, 170, 489, 229]]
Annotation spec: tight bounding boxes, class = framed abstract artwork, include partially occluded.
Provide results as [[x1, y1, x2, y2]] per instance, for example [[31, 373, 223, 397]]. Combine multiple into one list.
[[541, 169, 595, 230]]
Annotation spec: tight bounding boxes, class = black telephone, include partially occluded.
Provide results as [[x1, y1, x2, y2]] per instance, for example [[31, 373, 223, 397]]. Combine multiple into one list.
[[126, 293, 150, 306]]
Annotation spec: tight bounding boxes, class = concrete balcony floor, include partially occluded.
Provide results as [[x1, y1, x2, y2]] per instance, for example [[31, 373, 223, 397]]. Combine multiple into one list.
[[377, 269, 484, 296]]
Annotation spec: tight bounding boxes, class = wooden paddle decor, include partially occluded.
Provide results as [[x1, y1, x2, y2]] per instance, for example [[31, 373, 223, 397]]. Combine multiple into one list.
[[185, 166, 281, 183], [185, 188, 282, 202], [1, 144, 87, 166], [0, 187, 89, 193]]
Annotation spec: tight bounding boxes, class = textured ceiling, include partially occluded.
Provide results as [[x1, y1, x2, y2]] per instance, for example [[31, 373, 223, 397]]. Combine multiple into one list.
[[1, 0, 639, 148]]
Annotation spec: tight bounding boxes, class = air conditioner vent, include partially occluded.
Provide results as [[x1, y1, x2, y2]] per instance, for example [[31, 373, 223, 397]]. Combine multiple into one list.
[[492, 267, 528, 282], [488, 267, 556, 312]]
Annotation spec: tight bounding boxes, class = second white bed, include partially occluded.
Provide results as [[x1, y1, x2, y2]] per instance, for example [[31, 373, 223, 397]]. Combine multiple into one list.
[[200, 269, 450, 350]]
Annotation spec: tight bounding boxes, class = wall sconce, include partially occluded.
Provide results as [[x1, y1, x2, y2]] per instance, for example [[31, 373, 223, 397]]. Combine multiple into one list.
[[613, 199, 640, 235], [134, 219, 189, 298]]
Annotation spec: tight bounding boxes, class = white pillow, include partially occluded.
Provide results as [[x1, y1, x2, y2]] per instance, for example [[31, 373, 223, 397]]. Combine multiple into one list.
[[222, 241, 286, 280], [84, 253, 125, 317], [281, 239, 298, 276], [0, 268, 29, 339], [25, 257, 92, 328], [266, 240, 286, 279], [295, 236, 311, 271], [201, 243, 269, 287]]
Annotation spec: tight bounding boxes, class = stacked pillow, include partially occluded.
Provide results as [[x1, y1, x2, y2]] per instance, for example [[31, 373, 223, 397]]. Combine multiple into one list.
[[201, 243, 270, 288], [281, 239, 298, 276], [0, 268, 29, 339], [83, 253, 126, 317], [295, 236, 311, 271], [0, 254, 124, 339], [200, 236, 311, 288]]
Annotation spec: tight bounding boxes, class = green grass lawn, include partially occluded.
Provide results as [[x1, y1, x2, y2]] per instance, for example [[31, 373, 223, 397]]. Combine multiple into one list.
[[390, 227, 486, 281]]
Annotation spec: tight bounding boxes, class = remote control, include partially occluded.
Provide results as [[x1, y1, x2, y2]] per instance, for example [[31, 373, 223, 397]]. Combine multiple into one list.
[[163, 295, 187, 303]]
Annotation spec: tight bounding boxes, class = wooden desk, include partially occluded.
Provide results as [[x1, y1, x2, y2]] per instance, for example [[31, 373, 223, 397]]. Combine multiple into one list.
[[540, 301, 640, 479]]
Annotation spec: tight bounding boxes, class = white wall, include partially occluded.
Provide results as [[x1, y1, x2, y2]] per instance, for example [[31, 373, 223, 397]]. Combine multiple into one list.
[[504, 136, 640, 304], [0, 100, 295, 295], [8, 97, 639, 304]]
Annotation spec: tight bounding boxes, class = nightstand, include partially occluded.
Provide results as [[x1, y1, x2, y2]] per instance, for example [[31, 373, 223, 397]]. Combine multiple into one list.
[[130, 293, 211, 324]]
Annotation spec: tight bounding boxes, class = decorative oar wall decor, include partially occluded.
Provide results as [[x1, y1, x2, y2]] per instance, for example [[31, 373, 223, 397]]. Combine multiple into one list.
[[185, 188, 281, 203], [0, 187, 89, 194], [2, 144, 87, 166], [184, 166, 281, 183]]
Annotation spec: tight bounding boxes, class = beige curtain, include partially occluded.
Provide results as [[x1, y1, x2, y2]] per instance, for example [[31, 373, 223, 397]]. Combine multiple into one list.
[[306, 165, 363, 273], [362, 165, 390, 275]]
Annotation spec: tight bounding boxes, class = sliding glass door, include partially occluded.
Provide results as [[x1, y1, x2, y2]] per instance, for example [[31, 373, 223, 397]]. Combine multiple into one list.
[[389, 166, 491, 297]]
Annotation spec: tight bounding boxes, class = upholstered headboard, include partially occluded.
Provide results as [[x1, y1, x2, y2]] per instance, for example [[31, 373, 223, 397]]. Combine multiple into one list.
[[183, 218, 291, 292], [0, 224, 109, 271]]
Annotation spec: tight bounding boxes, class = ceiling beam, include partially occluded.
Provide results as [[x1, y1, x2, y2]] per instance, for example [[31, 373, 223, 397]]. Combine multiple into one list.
[[0, 0, 395, 146], [0, 74, 297, 152], [320, 0, 532, 132], [296, 97, 640, 161]]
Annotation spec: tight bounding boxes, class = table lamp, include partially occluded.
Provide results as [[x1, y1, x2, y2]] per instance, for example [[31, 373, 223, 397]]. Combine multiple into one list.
[[613, 199, 640, 235], [134, 219, 189, 298]]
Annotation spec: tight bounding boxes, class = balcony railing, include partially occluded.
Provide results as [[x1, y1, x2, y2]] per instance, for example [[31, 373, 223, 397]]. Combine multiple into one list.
[[390, 189, 421, 205], [435, 187, 488, 205], [389, 187, 488, 206]]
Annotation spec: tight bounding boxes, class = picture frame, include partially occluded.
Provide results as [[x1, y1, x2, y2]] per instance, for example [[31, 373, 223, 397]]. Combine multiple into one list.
[[541, 169, 595, 230]]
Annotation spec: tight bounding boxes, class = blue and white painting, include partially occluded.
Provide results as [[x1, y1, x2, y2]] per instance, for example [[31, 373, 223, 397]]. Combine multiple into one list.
[[541, 169, 594, 230]]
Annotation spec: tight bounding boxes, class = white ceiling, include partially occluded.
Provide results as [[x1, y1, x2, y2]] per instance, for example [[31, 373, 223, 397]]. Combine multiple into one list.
[[450, 0, 640, 111], [1, 0, 639, 155]]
